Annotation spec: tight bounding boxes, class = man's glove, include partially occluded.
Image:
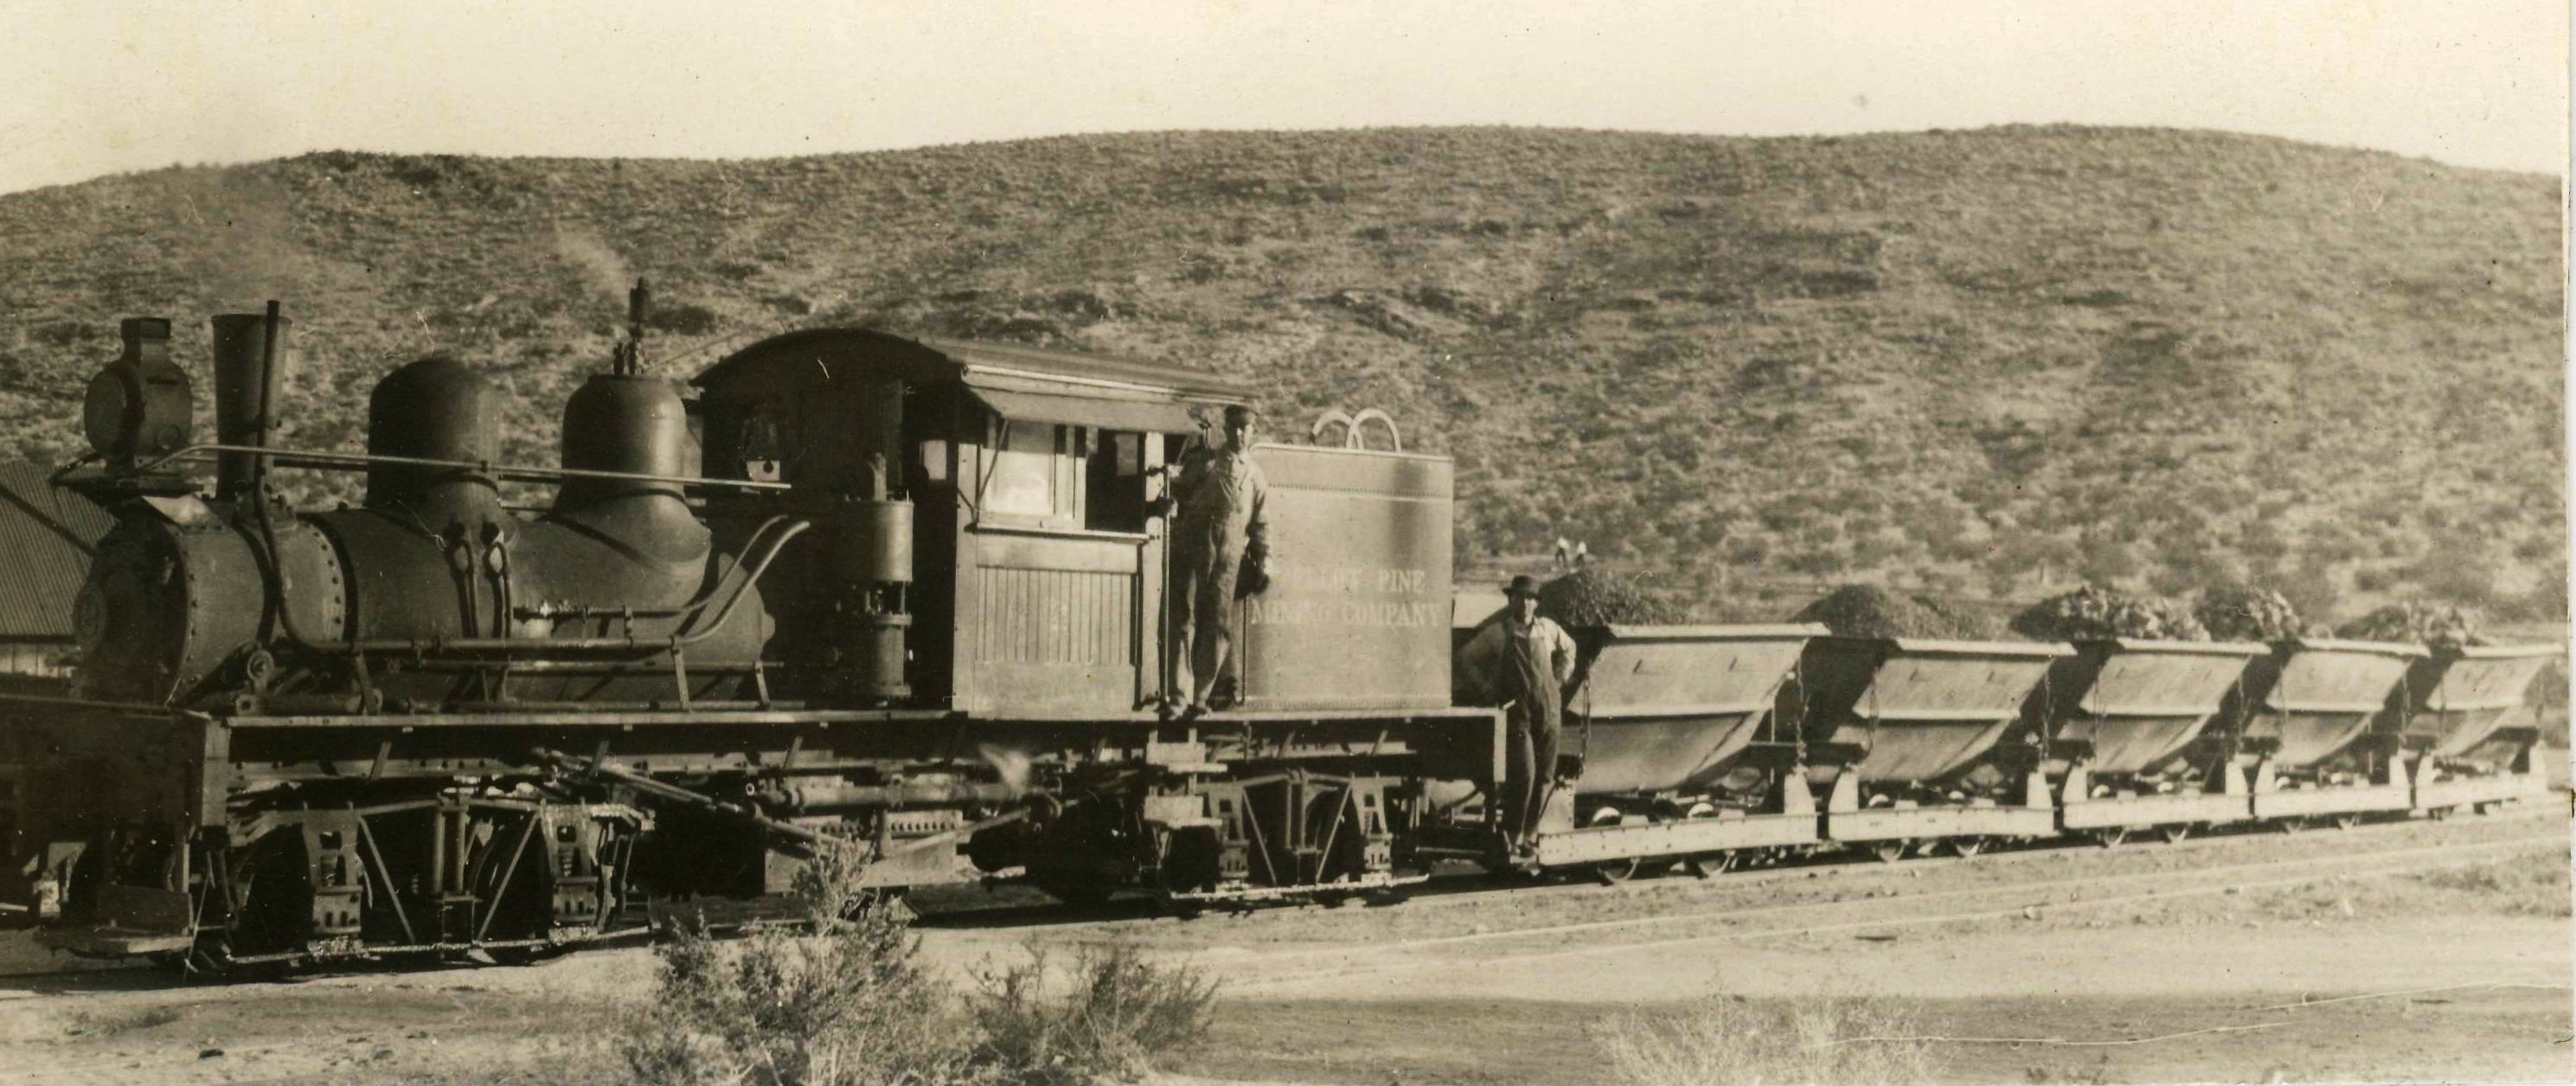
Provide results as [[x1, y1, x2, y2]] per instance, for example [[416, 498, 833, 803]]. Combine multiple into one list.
[[1235, 549, 1272, 597]]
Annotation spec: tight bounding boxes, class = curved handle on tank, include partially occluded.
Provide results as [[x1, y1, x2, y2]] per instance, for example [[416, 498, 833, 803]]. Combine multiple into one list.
[[1308, 409, 1355, 446], [1346, 408, 1402, 452]]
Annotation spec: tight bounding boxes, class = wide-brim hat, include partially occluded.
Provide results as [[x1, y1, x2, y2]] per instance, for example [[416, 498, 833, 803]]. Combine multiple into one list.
[[1504, 575, 1542, 598]]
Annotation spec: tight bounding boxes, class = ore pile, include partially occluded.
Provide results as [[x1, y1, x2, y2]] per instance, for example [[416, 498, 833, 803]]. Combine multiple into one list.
[[1791, 585, 2001, 640], [2009, 585, 2211, 642], [2194, 585, 2305, 642], [2337, 601, 2487, 647], [1538, 569, 1687, 628]]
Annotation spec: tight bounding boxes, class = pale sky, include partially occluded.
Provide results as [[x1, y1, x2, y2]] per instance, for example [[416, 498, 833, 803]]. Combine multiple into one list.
[[0, 0, 2565, 195]]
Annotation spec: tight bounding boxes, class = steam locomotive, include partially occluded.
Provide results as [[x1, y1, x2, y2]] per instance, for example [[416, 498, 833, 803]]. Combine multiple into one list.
[[0, 291, 2553, 969]]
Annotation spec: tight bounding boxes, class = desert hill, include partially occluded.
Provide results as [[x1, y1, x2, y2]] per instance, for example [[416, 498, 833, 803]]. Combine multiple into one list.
[[0, 125, 2560, 622]]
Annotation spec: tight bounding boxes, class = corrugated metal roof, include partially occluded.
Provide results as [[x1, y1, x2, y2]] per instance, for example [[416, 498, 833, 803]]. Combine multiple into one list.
[[0, 463, 113, 641]]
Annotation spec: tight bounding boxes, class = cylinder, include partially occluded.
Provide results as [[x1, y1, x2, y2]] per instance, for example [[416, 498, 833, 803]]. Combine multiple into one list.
[[556, 373, 691, 508], [851, 611, 912, 700], [209, 313, 292, 501], [838, 499, 914, 585], [367, 355, 503, 527]]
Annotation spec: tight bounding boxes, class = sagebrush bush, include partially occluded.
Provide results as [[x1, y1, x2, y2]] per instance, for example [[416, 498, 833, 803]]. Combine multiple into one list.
[[618, 846, 1221, 1086], [970, 941, 1220, 1086], [620, 847, 979, 1086], [1595, 995, 1935, 1086]]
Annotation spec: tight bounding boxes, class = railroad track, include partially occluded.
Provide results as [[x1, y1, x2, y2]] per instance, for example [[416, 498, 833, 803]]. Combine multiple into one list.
[[913, 801, 2558, 932], [1, 806, 2554, 987], [1220, 827, 2566, 992]]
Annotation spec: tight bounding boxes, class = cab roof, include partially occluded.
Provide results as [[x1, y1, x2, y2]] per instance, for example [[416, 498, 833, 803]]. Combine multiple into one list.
[[694, 327, 1257, 403]]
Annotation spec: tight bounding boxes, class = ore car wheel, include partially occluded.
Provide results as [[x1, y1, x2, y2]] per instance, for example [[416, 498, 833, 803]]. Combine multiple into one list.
[[2158, 824, 2192, 845], [1686, 851, 1739, 878], [2092, 827, 2129, 849], [1586, 808, 1642, 884], [2332, 814, 2361, 831], [1951, 837, 1987, 859], [1870, 840, 1906, 864], [2277, 816, 2307, 834]]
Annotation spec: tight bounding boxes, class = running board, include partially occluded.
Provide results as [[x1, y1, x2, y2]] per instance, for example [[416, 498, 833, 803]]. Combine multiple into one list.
[[1532, 812, 1818, 867]]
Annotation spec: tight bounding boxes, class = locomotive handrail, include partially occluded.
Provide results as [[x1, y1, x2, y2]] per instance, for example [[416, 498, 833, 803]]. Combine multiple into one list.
[[124, 443, 798, 493]]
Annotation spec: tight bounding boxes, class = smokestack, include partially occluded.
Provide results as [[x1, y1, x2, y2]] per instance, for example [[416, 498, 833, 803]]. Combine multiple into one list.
[[208, 304, 292, 501]]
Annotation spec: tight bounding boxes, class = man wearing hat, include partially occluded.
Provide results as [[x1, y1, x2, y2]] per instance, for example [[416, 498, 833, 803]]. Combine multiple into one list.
[[1454, 575, 1579, 851], [1163, 404, 1271, 717]]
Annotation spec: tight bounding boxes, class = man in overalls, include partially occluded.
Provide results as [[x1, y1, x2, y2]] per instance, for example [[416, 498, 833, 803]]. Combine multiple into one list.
[[1165, 405, 1270, 718], [1455, 575, 1579, 849]]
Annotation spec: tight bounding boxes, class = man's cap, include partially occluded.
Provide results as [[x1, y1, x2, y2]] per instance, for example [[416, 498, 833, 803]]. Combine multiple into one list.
[[1224, 405, 1256, 425], [1505, 574, 1542, 598]]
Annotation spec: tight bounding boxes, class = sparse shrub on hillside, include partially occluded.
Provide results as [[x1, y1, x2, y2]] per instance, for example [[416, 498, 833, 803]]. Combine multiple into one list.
[[2336, 600, 2485, 647], [2195, 585, 2305, 642], [1792, 585, 1998, 640], [0, 129, 2560, 618], [644, 303, 720, 336], [2011, 585, 2209, 642]]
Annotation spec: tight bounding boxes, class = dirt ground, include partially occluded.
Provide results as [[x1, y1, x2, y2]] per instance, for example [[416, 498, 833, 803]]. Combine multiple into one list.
[[0, 806, 2565, 1086]]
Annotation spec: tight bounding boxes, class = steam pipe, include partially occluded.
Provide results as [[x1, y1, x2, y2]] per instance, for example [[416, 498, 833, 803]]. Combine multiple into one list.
[[131, 444, 794, 493], [255, 301, 281, 495]]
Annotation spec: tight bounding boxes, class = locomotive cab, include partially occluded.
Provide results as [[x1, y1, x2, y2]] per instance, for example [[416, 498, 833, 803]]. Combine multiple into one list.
[[695, 329, 1246, 716]]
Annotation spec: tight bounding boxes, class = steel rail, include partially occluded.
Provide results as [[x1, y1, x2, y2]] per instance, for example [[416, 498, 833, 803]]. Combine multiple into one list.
[[1222, 831, 2566, 990]]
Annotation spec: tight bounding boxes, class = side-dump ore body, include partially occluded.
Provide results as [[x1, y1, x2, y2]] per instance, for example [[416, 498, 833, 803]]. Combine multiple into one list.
[[2400, 643, 2560, 811], [2232, 638, 2426, 818], [1562, 624, 1820, 795], [2035, 639, 2267, 834], [1512, 624, 1825, 873], [1797, 637, 2071, 846]]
